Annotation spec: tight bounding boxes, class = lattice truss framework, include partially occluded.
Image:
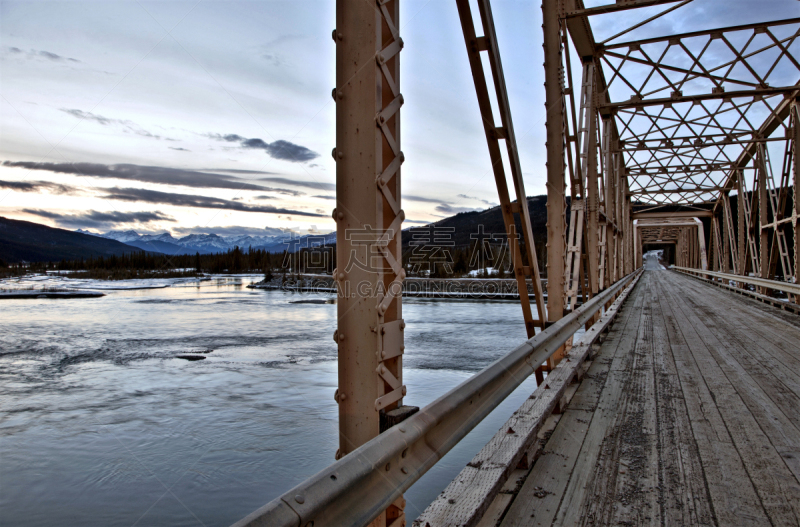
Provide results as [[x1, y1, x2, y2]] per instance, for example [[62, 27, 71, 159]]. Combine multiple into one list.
[[593, 11, 799, 205]]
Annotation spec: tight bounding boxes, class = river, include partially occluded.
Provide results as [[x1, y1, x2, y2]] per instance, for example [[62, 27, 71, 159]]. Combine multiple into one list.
[[0, 274, 541, 526]]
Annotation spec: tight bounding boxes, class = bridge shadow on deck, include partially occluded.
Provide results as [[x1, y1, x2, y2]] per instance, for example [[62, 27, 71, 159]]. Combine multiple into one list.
[[499, 268, 800, 526]]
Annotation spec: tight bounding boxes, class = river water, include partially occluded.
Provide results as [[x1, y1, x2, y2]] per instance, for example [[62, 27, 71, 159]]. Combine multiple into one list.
[[0, 274, 541, 526]]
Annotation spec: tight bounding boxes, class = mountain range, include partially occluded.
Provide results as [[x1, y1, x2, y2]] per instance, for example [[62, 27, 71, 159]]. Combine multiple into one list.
[[76, 229, 337, 255]]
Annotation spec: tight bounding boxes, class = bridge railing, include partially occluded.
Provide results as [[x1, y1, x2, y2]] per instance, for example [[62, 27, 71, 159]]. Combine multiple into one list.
[[673, 266, 800, 297], [232, 269, 642, 527]]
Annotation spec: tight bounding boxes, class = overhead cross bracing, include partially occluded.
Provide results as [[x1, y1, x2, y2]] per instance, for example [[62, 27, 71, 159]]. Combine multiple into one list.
[[594, 13, 800, 206]]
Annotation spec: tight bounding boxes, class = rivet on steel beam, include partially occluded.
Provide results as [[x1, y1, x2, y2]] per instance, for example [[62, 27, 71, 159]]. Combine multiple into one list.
[[339, 333, 345, 342], [331, 88, 336, 101], [337, 211, 344, 220], [333, 329, 338, 342], [399, 151, 405, 163], [334, 388, 339, 402], [380, 327, 386, 335], [401, 386, 407, 396], [401, 467, 408, 474], [335, 448, 341, 460], [331, 148, 337, 160], [381, 350, 386, 359], [295, 495, 305, 504], [401, 448, 407, 458], [398, 427, 405, 433], [385, 463, 391, 471], [339, 392, 346, 401], [398, 38, 404, 49], [400, 321, 406, 330], [331, 29, 342, 41]]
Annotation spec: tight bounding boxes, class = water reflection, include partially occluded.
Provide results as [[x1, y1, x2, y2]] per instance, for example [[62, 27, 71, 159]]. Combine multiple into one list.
[[0, 274, 538, 526]]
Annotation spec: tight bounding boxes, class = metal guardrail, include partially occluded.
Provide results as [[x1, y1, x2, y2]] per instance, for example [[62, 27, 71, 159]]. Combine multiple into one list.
[[673, 266, 800, 297], [232, 270, 641, 527]]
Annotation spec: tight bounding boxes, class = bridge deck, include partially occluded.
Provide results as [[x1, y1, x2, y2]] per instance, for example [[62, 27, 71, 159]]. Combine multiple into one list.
[[497, 268, 800, 527]]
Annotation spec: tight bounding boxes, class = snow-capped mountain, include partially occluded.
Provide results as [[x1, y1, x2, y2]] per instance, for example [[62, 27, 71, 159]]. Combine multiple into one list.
[[77, 229, 335, 255], [101, 230, 144, 244]]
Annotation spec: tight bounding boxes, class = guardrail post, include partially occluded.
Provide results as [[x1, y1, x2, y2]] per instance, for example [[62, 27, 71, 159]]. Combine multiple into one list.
[[334, 0, 405, 524]]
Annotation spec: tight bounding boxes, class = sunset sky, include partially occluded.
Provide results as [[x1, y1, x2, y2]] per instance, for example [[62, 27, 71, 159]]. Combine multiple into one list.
[[1, 0, 795, 238]]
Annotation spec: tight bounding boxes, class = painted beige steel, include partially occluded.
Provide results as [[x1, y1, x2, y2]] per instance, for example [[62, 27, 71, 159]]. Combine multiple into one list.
[[334, 1, 405, 524], [455, 0, 546, 335], [229, 271, 640, 527], [795, 101, 799, 288], [543, 0, 566, 323]]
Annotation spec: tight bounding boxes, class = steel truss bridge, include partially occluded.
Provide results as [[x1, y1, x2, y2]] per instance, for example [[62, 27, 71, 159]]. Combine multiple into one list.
[[233, 1, 800, 526]]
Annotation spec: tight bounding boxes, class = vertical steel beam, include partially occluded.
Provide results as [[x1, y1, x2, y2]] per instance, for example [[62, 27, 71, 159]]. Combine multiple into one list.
[[695, 218, 709, 272], [759, 145, 770, 292], [585, 65, 601, 311], [334, 0, 405, 471], [335, 2, 405, 523], [794, 100, 799, 289], [543, 0, 566, 322], [722, 193, 733, 273], [737, 170, 747, 279]]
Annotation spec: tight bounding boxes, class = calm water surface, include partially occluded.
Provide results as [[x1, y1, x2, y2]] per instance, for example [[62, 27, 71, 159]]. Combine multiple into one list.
[[0, 274, 541, 526]]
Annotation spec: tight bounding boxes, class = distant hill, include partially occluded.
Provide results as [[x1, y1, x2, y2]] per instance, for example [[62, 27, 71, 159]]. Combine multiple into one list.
[[0, 217, 151, 263], [403, 195, 554, 270]]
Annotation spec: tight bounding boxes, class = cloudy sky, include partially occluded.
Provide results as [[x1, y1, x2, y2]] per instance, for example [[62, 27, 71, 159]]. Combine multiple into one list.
[[0, 0, 795, 237]]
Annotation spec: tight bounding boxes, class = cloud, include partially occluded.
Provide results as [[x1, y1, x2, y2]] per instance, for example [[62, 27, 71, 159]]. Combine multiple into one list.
[[2, 161, 273, 192], [169, 147, 190, 152], [258, 176, 335, 191], [208, 133, 319, 162], [7, 48, 81, 62], [59, 108, 160, 138], [0, 179, 76, 194], [458, 193, 496, 206], [314, 195, 335, 200], [403, 219, 431, 225], [102, 187, 325, 217], [200, 168, 278, 175], [38, 50, 80, 62], [405, 195, 445, 204], [23, 209, 174, 229], [435, 203, 479, 215]]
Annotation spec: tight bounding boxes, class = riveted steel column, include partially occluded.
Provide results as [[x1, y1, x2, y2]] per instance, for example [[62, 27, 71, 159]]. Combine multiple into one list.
[[334, 0, 404, 460], [794, 100, 799, 289], [585, 64, 600, 295], [758, 145, 770, 293], [737, 171, 747, 278], [543, 0, 566, 322]]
